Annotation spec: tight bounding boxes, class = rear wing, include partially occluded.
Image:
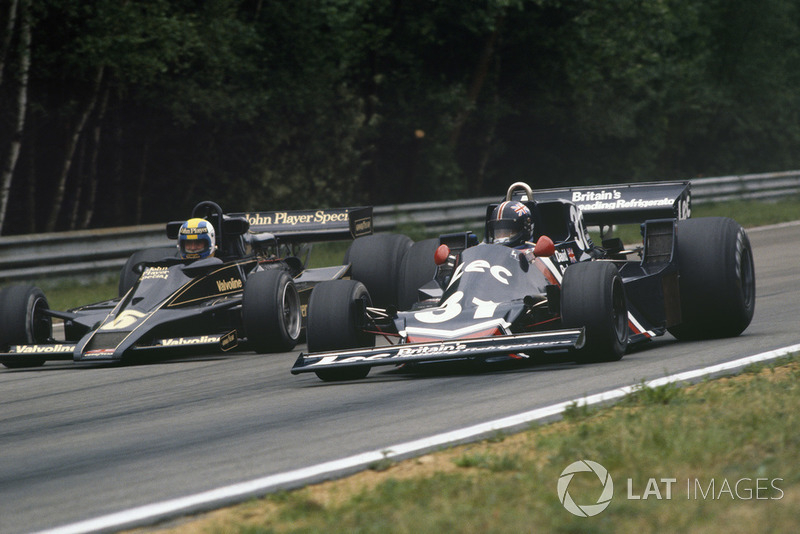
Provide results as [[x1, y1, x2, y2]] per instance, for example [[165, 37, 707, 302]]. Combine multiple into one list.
[[528, 181, 691, 226], [229, 206, 373, 243]]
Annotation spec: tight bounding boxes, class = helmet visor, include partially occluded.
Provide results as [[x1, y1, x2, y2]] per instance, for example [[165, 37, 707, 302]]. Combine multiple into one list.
[[183, 239, 208, 253], [488, 219, 523, 244], [180, 236, 212, 258]]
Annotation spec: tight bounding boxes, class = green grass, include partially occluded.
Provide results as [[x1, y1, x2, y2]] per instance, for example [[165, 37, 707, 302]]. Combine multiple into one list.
[[594, 196, 800, 245], [162, 355, 800, 534], [305, 240, 350, 268], [34, 275, 119, 312], [452, 452, 522, 472], [695, 197, 800, 227]]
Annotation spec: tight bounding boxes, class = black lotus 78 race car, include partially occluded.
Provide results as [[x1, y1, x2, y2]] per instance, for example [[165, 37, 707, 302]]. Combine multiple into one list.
[[291, 181, 755, 381], [0, 201, 373, 368]]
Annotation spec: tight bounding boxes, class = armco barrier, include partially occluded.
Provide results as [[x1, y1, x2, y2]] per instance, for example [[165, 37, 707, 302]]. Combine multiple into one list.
[[2, 171, 799, 282]]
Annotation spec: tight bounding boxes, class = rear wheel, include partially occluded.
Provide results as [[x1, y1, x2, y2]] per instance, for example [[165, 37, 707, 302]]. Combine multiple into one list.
[[561, 261, 628, 363], [344, 233, 412, 308], [307, 280, 374, 381], [667, 217, 755, 340], [118, 246, 178, 297], [242, 269, 302, 353], [397, 238, 439, 310], [0, 285, 51, 368]]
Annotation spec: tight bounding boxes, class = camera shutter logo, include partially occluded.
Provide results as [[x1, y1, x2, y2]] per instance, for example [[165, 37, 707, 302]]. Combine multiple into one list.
[[557, 460, 614, 517]]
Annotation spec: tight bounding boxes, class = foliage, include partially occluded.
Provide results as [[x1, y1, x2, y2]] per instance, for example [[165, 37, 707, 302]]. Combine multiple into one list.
[[2, 1, 800, 235]]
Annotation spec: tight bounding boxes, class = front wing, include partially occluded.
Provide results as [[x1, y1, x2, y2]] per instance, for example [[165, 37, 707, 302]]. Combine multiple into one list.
[[291, 328, 585, 374], [0, 332, 238, 365]]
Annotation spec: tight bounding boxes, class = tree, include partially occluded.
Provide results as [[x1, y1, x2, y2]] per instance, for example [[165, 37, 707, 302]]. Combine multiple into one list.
[[0, 0, 19, 86], [3, 0, 800, 235], [0, 0, 30, 235]]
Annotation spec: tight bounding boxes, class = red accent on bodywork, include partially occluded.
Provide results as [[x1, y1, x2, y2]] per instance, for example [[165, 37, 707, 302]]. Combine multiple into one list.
[[628, 319, 653, 338], [407, 327, 502, 344], [524, 316, 561, 329], [534, 258, 560, 286]]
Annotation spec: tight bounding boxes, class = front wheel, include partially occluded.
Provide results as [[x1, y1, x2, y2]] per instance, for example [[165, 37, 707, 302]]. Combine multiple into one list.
[[307, 280, 374, 381], [0, 285, 52, 368], [242, 269, 302, 353], [561, 261, 628, 363], [667, 217, 755, 340]]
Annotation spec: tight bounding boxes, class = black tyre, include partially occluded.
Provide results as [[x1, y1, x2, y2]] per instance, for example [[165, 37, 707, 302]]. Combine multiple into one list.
[[242, 269, 302, 353], [0, 285, 52, 368], [344, 233, 413, 308], [667, 217, 755, 340], [307, 280, 374, 381], [397, 238, 440, 310], [561, 261, 628, 363], [118, 246, 178, 297]]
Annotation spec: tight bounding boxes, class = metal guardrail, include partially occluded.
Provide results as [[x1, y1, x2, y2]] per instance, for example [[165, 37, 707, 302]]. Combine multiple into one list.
[[2, 171, 799, 282], [689, 170, 800, 202]]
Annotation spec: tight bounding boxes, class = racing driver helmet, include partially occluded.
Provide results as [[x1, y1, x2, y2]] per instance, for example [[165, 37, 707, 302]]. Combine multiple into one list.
[[178, 218, 216, 259], [487, 201, 533, 247]]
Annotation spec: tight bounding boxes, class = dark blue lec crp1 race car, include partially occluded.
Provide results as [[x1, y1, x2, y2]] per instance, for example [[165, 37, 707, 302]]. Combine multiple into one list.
[[0, 201, 373, 368], [291, 181, 756, 381]]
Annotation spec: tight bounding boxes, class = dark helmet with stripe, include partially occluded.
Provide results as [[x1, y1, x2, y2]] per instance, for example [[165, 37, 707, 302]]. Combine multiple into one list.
[[487, 201, 533, 247]]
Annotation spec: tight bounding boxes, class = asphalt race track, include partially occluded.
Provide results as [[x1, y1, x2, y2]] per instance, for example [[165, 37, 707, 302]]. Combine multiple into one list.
[[1, 222, 798, 534]]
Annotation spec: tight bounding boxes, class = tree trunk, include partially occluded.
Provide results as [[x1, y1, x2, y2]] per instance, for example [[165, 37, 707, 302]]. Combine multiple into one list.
[[45, 65, 104, 232], [111, 106, 124, 220], [448, 18, 502, 150], [0, 0, 29, 235], [25, 132, 35, 232], [134, 140, 149, 224], [473, 99, 498, 196], [0, 0, 19, 87], [81, 82, 109, 229], [68, 137, 87, 230]]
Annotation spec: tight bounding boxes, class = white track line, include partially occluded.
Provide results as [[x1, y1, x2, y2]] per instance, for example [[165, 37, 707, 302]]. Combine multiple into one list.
[[39, 343, 800, 534]]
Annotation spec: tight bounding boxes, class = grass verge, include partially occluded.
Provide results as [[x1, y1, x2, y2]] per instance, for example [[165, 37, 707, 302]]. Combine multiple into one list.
[[145, 355, 800, 534], [35, 275, 120, 312], [597, 196, 800, 245]]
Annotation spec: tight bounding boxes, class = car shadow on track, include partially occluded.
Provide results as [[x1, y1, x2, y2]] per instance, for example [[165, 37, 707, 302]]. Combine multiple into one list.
[[0, 353, 238, 373]]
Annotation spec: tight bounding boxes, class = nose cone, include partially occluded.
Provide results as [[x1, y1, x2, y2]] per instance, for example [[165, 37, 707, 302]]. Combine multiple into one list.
[[400, 298, 522, 343]]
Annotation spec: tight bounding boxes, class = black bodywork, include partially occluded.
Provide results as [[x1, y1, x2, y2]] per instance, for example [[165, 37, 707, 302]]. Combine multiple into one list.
[[0, 202, 373, 367], [292, 180, 755, 380]]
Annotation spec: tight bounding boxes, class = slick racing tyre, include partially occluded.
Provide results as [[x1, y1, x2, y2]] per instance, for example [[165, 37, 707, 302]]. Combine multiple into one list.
[[0, 285, 52, 368], [667, 217, 756, 340], [243, 269, 302, 353], [118, 246, 178, 297], [397, 238, 439, 311], [561, 261, 628, 363], [344, 233, 413, 309], [306, 280, 374, 381]]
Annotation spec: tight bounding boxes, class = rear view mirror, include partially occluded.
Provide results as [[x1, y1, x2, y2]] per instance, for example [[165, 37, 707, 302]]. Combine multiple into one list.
[[533, 235, 555, 257]]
